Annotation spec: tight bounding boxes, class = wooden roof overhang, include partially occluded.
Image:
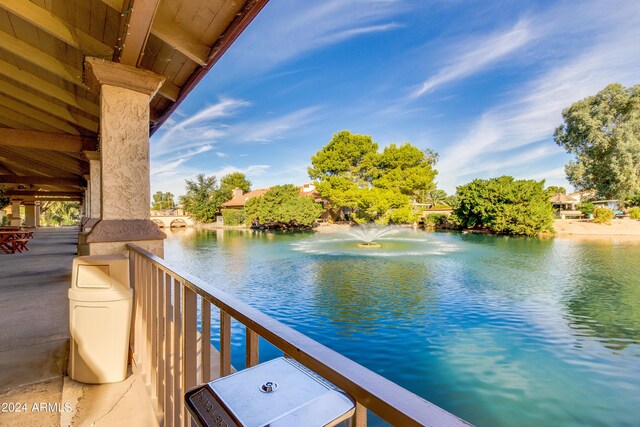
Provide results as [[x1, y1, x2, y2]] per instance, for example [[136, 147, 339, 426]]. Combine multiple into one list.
[[0, 0, 268, 200]]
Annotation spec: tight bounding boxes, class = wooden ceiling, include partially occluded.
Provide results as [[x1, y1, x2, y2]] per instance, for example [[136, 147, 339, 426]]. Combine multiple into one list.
[[0, 0, 268, 200]]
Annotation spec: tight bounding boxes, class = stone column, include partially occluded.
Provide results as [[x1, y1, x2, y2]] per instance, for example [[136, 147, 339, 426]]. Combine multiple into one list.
[[23, 201, 36, 227], [35, 203, 41, 227], [83, 57, 166, 257], [10, 200, 21, 226], [84, 152, 101, 230]]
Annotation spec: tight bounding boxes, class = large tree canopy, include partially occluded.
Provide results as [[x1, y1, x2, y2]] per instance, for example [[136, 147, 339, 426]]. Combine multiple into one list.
[[453, 176, 554, 237], [555, 83, 640, 199], [309, 131, 438, 223]]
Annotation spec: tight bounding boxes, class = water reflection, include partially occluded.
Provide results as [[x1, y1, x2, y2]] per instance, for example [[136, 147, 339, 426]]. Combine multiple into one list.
[[163, 229, 640, 427]]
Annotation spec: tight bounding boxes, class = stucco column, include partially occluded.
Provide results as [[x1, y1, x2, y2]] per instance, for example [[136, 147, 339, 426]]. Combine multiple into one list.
[[82, 152, 101, 231], [35, 203, 40, 227], [83, 57, 166, 257], [23, 202, 36, 227], [10, 200, 21, 226]]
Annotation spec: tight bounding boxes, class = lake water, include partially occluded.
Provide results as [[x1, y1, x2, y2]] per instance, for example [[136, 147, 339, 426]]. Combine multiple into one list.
[[164, 228, 640, 427]]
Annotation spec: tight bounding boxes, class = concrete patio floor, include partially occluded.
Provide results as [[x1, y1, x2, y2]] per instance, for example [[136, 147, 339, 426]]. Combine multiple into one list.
[[0, 227, 157, 426]]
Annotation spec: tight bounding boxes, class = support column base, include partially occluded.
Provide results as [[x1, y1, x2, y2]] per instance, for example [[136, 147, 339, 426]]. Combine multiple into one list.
[[10, 219, 21, 226], [84, 219, 165, 257]]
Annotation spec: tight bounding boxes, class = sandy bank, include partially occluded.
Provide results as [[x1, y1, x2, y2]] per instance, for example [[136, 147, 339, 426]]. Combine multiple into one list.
[[553, 219, 640, 237]]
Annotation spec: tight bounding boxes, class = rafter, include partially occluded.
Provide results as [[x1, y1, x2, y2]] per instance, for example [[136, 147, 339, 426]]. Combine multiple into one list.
[[151, 11, 209, 65], [158, 81, 180, 102], [0, 93, 80, 135], [0, 149, 82, 178], [0, 60, 99, 117], [101, 0, 124, 12], [0, 29, 86, 88], [0, 129, 97, 152], [0, 0, 113, 57], [0, 79, 99, 132], [0, 175, 86, 187], [117, 0, 161, 67], [4, 190, 82, 197], [0, 105, 62, 133]]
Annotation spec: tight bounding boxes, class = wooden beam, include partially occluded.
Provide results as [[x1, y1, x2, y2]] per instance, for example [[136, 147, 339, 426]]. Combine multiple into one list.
[[151, 11, 209, 65], [30, 197, 82, 202], [0, 94, 80, 135], [0, 30, 86, 88], [0, 0, 113, 57], [0, 149, 83, 178], [116, 0, 161, 67], [0, 106, 62, 133], [5, 190, 82, 197], [101, 0, 124, 12], [0, 175, 86, 187], [0, 129, 98, 152], [0, 60, 99, 117], [158, 81, 180, 102], [0, 79, 99, 132]]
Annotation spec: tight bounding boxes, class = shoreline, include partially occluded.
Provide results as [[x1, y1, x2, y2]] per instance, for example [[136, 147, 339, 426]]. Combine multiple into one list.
[[182, 219, 640, 240], [553, 219, 640, 237]]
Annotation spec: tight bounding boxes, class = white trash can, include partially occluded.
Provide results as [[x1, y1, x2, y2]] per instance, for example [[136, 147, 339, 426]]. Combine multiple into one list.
[[68, 255, 132, 384]]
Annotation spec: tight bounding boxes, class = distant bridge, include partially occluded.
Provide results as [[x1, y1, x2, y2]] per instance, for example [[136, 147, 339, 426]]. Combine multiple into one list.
[[151, 215, 195, 228]]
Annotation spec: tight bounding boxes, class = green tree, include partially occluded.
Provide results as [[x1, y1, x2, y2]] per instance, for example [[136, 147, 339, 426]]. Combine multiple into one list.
[[555, 83, 640, 199], [151, 191, 175, 210], [309, 131, 438, 223], [593, 207, 615, 224], [0, 186, 9, 210], [546, 186, 566, 196], [245, 184, 323, 229], [453, 176, 554, 237], [180, 174, 225, 223], [374, 143, 437, 196], [40, 201, 80, 226], [219, 172, 252, 200]]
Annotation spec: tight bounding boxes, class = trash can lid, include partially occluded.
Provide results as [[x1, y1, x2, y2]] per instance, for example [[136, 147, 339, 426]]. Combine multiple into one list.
[[190, 357, 355, 427], [68, 284, 132, 302]]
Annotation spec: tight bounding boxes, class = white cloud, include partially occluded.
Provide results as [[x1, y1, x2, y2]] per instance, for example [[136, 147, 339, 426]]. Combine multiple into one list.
[[227, 0, 407, 72], [436, 1, 640, 192], [236, 106, 321, 143], [411, 19, 533, 98]]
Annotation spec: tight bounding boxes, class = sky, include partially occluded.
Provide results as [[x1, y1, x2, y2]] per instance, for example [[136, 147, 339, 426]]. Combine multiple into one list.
[[150, 0, 640, 197]]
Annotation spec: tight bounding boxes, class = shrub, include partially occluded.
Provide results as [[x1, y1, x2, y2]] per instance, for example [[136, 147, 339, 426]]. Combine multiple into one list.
[[577, 202, 594, 216], [629, 207, 640, 219], [382, 206, 418, 224], [452, 176, 554, 236], [221, 209, 245, 226], [245, 184, 323, 229], [424, 213, 447, 228], [593, 207, 614, 224]]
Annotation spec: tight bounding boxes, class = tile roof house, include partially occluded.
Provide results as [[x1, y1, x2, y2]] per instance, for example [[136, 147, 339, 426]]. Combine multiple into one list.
[[221, 184, 322, 209]]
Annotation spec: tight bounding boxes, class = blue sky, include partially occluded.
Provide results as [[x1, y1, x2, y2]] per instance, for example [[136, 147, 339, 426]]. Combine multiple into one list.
[[150, 0, 640, 197]]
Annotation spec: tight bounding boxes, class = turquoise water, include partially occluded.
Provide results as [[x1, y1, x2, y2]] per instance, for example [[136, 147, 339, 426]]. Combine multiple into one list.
[[164, 228, 640, 427]]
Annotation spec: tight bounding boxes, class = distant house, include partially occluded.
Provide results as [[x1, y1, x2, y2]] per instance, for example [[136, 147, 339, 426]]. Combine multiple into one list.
[[221, 184, 340, 222], [550, 193, 581, 219], [567, 190, 597, 203], [221, 188, 270, 209]]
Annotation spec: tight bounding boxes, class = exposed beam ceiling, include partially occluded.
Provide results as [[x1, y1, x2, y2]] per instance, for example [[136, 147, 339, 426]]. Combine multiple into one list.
[[0, 0, 113, 57], [0, 175, 86, 187], [0, 129, 98, 152], [0, 30, 86, 89], [0, 60, 99, 117], [0, 80, 98, 132], [0, 94, 80, 135]]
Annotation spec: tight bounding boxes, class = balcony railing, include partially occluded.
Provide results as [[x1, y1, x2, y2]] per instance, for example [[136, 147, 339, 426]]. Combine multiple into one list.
[[127, 243, 471, 427]]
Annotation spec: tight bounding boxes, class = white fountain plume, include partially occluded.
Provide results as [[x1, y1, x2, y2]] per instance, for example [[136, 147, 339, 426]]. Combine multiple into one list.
[[344, 224, 403, 243]]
